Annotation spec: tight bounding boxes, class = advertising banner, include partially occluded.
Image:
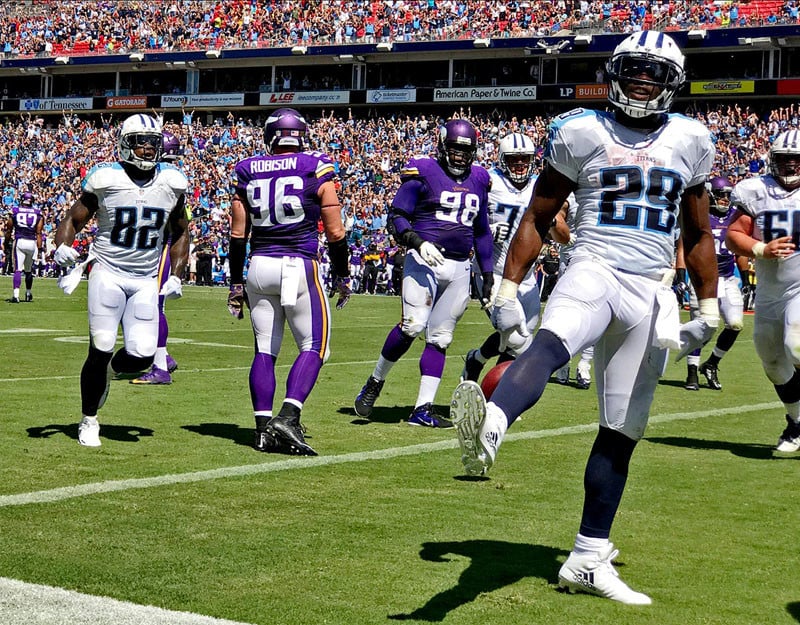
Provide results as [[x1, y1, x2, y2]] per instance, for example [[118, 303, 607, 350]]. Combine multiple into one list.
[[106, 96, 148, 109], [432, 85, 536, 102], [160, 93, 245, 108], [689, 80, 755, 95], [366, 89, 417, 103], [20, 97, 93, 111], [260, 91, 351, 105]]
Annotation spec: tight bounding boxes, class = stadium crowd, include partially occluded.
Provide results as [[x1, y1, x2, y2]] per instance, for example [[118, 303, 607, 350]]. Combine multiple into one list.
[[0, 98, 797, 291], [1, 0, 799, 58]]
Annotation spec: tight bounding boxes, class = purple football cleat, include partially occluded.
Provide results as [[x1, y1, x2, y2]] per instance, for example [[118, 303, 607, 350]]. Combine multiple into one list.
[[166, 354, 178, 373], [131, 366, 172, 385]]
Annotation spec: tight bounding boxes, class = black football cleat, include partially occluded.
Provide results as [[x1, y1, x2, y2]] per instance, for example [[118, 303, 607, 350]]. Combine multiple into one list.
[[253, 429, 278, 453], [267, 415, 317, 456], [685, 364, 699, 391], [354, 376, 384, 418], [699, 361, 722, 390]]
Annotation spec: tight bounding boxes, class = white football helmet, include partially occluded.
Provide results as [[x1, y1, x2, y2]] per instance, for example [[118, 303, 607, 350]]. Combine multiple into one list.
[[769, 129, 800, 189], [498, 133, 536, 185], [606, 31, 685, 119], [118, 114, 163, 171]]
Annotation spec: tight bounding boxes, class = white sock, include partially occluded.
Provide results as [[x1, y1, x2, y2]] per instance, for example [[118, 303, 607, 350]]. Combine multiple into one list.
[[372, 355, 395, 381], [153, 346, 168, 371], [573, 533, 610, 555], [414, 375, 441, 407], [81, 415, 99, 424], [474, 349, 488, 364], [13, 288, 19, 298]]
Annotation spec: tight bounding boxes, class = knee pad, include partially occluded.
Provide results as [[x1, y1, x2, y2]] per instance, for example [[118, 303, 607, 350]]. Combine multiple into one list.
[[726, 318, 744, 332], [426, 327, 453, 349], [400, 318, 425, 338], [91, 330, 117, 353], [127, 333, 157, 359]]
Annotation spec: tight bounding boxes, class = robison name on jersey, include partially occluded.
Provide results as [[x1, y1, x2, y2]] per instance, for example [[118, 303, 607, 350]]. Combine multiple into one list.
[[83, 162, 188, 277], [545, 108, 714, 277], [730, 175, 800, 301]]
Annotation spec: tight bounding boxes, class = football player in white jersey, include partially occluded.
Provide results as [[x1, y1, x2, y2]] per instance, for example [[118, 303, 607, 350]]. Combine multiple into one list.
[[451, 31, 718, 604], [54, 114, 189, 447], [726, 129, 800, 453], [460, 132, 566, 382]]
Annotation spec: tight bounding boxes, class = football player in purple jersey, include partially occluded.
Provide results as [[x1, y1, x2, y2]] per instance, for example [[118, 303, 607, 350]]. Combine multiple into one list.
[[228, 108, 351, 456], [354, 118, 494, 428], [6, 191, 44, 303], [681, 176, 746, 391], [132, 130, 184, 384]]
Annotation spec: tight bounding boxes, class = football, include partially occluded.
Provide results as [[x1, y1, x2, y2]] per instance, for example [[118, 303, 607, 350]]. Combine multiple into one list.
[[480, 360, 513, 399]]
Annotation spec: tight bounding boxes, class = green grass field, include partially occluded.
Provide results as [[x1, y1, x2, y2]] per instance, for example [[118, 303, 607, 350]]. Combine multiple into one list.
[[0, 276, 798, 625]]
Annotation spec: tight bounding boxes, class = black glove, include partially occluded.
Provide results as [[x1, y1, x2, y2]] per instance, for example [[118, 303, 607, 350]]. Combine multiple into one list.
[[227, 283, 247, 319], [480, 272, 495, 309]]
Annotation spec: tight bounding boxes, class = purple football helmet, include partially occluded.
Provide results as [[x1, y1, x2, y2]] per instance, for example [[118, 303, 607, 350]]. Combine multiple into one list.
[[20, 192, 33, 206], [161, 131, 181, 162], [707, 175, 733, 217], [264, 108, 307, 154], [438, 119, 478, 178]]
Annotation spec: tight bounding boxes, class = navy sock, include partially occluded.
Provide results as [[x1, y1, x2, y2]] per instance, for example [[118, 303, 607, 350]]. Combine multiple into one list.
[[579, 426, 638, 539], [491, 329, 570, 426], [80, 346, 112, 415], [775, 369, 800, 405], [111, 348, 153, 374]]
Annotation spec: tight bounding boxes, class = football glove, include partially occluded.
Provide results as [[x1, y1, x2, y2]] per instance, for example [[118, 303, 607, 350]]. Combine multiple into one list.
[[490, 222, 511, 243], [332, 276, 352, 310], [480, 272, 495, 309], [418, 241, 445, 267], [54, 243, 79, 267], [227, 283, 247, 319], [159, 275, 183, 300], [491, 294, 528, 352]]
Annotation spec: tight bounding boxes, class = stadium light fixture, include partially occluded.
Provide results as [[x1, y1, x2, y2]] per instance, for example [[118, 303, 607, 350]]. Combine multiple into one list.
[[473, 38, 491, 48], [291, 45, 307, 55], [54, 56, 70, 65], [129, 52, 144, 62], [205, 49, 220, 58], [687, 29, 706, 40], [574, 34, 593, 46], [376, 42, 393, 52]]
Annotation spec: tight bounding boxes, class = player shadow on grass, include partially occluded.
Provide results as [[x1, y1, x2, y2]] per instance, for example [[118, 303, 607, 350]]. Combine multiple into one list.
[[337, 405, 451, 425], [388, 540, 569, 622], [787, 601, 800, 622], [27, 424, 154, 443], [644, 435, 781, 460], [181, 423, 255, 447]]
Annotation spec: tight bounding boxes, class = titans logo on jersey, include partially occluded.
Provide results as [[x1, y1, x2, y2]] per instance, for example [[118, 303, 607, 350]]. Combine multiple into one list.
[[731, 175, 800, 299], [83, 162, 188, 277], [545, 108, 714, 276], [234, 151, 334, 260], [487, 167, 535, 270], [392, 156, 491, 262], [11, 206, 42, 240]]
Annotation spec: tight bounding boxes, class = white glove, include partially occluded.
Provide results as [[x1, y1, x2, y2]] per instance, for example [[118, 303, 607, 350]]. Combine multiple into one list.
[[491, 294, 529, 352], [159, 275, 183, 300], [54, 243, 79, 267], [490, 222, 511, 243], [419, 241, 445, 267]]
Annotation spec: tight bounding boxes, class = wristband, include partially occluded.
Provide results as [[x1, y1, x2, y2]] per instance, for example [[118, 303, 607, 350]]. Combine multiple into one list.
[[752, 242, 766, 258], [497, 278, 519, 300]]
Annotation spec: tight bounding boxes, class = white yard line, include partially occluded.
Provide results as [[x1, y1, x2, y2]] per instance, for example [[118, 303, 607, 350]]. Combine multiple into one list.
[[0, 401, 779, 509], [0, 577, 259, 625]]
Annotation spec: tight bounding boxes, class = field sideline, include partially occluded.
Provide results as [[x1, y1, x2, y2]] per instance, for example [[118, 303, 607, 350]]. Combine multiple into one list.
[[1, 277, 798, 625]]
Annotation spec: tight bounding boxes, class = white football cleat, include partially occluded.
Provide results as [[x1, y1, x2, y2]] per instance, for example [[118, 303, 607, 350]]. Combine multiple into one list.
[[776, 415, 800, 452], [558, 544, 652, 605], [451, 381, 505, 476], [78, 416, 101, 447]]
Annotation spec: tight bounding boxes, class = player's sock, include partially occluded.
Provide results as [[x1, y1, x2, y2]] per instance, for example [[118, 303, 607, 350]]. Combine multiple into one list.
[[285, 351, 324, 405], [249, 352, 276, 413], [372, 325, 415, 379], [775, 370, 800, 421], [153, 346, 168, 371], [80, 346, 113, 415], [111, 348, 153, 374]]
